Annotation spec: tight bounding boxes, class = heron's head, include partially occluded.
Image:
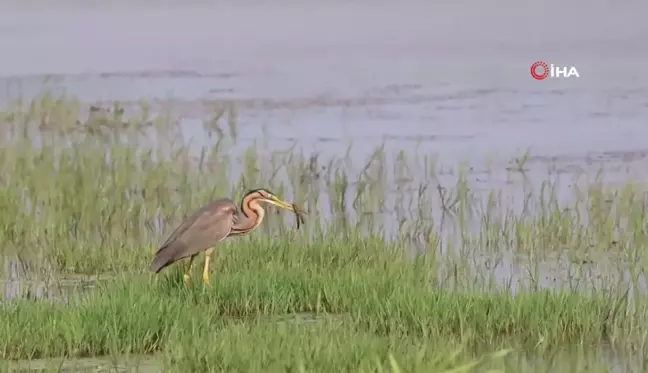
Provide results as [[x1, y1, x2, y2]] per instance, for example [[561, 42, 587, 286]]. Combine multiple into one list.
[[245, 188, 306, 215]]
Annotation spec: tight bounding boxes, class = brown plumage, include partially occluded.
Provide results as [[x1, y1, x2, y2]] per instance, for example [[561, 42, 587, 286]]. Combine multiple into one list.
[[151, 188, 306, 286]]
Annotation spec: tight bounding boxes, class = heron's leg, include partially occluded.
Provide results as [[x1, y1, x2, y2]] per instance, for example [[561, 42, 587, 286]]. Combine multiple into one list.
[[184, 255, 197, 287], [202, 247, 215, 286]]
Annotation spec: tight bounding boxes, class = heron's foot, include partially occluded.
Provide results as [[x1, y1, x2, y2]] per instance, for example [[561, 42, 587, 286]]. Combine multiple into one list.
[[183, 273, 191, 288], [202, 274, 211, 287]]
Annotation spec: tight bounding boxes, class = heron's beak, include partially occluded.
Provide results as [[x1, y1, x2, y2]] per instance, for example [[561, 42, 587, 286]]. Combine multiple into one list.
[[267, 195, 308, 215], [266, 195, 296, 211]]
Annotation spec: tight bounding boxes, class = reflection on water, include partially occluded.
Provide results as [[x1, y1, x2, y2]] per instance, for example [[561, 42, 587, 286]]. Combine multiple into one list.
[[2, 277, 94, 303], [2, 258, 96, 302], [6, 355, 162, 373], [3, 338, 645, 373]]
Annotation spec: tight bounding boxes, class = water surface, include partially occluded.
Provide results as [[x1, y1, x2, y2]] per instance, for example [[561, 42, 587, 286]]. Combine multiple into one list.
[[1, 0, 647, 173]]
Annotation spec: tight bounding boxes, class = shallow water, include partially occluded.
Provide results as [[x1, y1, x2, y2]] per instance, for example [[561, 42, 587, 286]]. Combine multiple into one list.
[[6, 354, 162, 373], [4, 337, 645, 373], [2, 0, 648, 169]]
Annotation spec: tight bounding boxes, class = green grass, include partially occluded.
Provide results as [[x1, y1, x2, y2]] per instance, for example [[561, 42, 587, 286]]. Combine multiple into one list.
[[1, 92, 648, 372], [0, 253, 640, 371], [1, 241, 638, 356]]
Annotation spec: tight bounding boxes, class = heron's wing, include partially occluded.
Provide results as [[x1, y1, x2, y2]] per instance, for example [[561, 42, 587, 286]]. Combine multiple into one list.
[[151, 199, 236, 272]]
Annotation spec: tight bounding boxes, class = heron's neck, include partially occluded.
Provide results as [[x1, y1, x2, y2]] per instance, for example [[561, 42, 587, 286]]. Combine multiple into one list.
[[230, 208, 263, 235]]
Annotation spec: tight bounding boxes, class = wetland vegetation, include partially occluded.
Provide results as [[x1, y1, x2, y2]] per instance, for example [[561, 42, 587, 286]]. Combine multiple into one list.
[[1, 92, 648, 372]]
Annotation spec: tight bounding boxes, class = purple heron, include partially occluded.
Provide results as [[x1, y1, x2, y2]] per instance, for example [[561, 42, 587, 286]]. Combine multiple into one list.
[[150, 188, 306, 287]]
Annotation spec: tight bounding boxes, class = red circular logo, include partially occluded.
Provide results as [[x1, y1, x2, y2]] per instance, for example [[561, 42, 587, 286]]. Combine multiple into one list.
[[530, 61, 549, 80]]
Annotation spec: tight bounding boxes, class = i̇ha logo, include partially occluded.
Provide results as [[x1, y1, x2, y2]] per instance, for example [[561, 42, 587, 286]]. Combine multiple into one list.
[[530, 61, 580, 80]]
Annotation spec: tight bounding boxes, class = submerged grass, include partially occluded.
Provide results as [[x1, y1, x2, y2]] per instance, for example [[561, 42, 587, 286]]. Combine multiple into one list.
[[1, 92, 648, 371]]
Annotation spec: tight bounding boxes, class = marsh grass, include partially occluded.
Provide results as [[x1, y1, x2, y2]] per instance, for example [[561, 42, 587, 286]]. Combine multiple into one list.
[[1, 94, 647, 280], [2, 93, 648, 371], [0, 253, 640, 369]]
